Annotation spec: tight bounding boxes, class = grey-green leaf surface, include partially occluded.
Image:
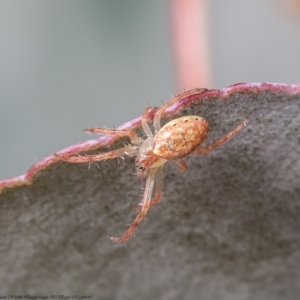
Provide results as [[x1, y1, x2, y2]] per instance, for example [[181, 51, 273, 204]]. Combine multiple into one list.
[[0, 83, 300, 300]]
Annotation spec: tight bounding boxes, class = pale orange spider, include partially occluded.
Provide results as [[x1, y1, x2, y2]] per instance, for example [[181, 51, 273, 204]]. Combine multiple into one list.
[[55, 89, 246, 243]]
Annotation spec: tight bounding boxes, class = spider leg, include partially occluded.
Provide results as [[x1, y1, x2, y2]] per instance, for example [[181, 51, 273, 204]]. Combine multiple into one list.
[[146, 165, 164, 208], [54, 146, 137, 163], [195, 119, 247, 155], [84, 127, 140, 145], [141, 107, 155, 138], [169, 159, 188, 173], [153, 88, 207, 132], [134, 165, 164, 211], [110, 168, 157, 243]]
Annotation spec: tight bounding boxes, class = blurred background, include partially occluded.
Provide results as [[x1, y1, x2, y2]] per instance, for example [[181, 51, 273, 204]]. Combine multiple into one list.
[[0, 0, 299, 180]]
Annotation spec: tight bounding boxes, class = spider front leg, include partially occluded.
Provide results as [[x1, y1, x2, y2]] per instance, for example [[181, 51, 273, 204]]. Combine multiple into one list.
[[195, 119, 247, 155], [141, 107, 155, 138], [153, 88, 207, 132], [84, 127, 140, 145], [54, 146, 137, 163], [54, 127, 140, 163], [110, 167, 159, 243]]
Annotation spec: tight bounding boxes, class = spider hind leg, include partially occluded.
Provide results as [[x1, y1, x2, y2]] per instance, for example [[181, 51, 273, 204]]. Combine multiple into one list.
[[195, 119, 247, 155], [110, 166, 163, 243]]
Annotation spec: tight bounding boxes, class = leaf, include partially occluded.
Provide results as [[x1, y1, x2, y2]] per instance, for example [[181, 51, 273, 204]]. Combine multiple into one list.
[[1, 82, 300, 298]]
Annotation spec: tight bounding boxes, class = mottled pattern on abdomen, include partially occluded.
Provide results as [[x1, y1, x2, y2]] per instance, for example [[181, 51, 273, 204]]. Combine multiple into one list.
[[153, 116, 209, 159]]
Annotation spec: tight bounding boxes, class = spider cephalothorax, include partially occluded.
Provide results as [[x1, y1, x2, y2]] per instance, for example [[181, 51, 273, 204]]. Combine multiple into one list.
[[55, 88, 246, 243]]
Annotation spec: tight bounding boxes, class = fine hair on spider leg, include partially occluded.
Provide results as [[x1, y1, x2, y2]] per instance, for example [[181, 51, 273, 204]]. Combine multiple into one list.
[[55, 89, 246, 243]]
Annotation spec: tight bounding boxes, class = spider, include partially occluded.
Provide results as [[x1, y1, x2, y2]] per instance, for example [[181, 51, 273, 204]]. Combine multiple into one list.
[[55, 88, 247, 243]]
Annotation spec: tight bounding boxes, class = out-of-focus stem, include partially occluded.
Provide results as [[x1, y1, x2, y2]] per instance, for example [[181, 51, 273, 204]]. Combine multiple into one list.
[[170, 0, 212, 91]]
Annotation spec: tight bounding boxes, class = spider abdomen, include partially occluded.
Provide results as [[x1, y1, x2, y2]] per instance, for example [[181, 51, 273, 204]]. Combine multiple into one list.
[[153, 116, 209, 159]]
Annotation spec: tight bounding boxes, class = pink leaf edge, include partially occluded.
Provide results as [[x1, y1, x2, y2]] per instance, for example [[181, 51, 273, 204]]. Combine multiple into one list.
[[1, 82, 299, 192]]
